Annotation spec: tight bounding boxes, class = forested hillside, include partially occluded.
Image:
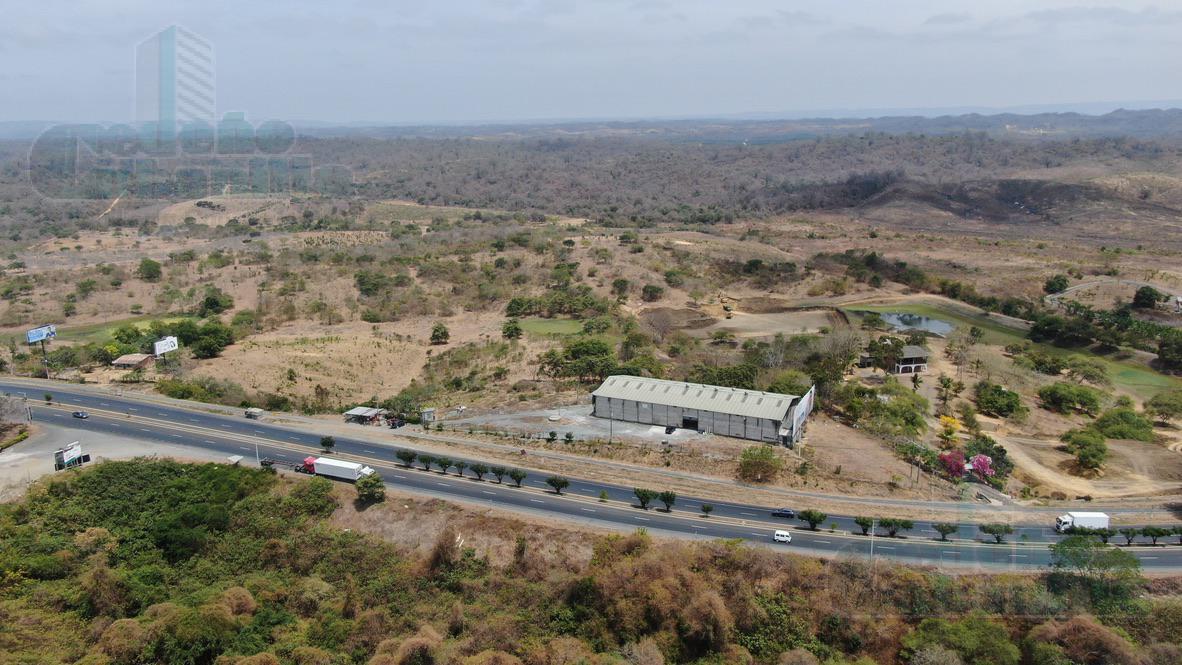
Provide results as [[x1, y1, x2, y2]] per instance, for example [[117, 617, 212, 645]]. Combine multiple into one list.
[[1, 461, 1180, 664]]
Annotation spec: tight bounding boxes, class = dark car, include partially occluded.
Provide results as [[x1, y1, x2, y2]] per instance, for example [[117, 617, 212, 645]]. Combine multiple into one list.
[[664, 426, 676, 435], [72, 411, 89, 419], [770, 508, 796, 519]]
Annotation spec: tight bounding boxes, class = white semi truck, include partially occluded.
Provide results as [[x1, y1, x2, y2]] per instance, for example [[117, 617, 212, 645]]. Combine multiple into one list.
[[1055, 511, 1110, 533], [299, 456, 375, 482]]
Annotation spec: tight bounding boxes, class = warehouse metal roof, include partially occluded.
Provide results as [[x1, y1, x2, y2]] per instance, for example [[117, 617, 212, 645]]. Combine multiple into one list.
[[591, 375, 799, 421]]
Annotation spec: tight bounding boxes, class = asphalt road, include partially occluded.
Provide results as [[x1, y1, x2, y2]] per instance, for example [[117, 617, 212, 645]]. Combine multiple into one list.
[[6, 380, 1182, 571]]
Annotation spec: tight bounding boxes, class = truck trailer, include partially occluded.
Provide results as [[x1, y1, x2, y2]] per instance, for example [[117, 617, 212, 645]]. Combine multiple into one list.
[[299, 456, 376, 482], [1055, 511, 1110, 533]]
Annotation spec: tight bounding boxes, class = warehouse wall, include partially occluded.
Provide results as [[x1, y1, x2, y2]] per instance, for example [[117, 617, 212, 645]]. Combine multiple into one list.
[[593, 396, 785, 443]]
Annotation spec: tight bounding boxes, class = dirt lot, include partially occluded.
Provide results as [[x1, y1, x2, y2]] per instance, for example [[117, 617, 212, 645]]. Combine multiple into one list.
[[193, 312, 550, 406]]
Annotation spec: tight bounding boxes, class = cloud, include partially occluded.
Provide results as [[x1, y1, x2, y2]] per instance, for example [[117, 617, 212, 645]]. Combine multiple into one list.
[[923, 12, 972, 26], [1023, 6, 1182, 27]]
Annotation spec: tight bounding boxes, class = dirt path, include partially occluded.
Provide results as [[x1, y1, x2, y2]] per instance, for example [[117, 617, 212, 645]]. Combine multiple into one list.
[[1002, 435, 1182, 498]]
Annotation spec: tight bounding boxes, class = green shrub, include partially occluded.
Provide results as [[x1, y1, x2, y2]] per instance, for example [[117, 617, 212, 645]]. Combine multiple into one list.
[[974, 381, 1025, 418], [1038, 382, 1101, 416], [1090, 407, 1154, 441]]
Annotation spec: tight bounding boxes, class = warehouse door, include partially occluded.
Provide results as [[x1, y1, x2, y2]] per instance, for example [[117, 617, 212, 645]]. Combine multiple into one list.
[[682, 415, 699, 430]]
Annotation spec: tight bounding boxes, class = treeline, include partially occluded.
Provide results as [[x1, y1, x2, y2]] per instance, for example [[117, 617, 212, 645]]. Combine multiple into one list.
[[813, 249, 1041, 319], [2, 460, 1180, 664], [1031, 305, 1182, 370]]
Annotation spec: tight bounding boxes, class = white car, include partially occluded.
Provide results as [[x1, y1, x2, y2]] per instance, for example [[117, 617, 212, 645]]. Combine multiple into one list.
[[773, 530, 792, 544]]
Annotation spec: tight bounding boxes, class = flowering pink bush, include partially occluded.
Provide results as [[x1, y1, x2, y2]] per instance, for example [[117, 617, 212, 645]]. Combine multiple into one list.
[[970, 454, 995, 478]]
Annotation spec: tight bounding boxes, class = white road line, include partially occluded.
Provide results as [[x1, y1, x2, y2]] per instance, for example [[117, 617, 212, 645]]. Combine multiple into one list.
[[634, 516, 650, 521], [288, 436, 300, 441], [189, 419, 199, 423], [530, 499, 545, 504], [877, 546, 896, 550], [393, 475, 407, 480], [239, 447, 250, 451], [943, 551, 960, 556], [254, 430, 265, 434], [170, 434, 183, 439], [436, 482, 449, 487], [203, 440, 215, 444], [740, 511, 758, 516], [582, 508, 596, 513], [128, 407, 138, 411], [157, 412, 168, 417], [749, 532, 764, 537], [363, 449, 376, 454], [140, 428, 152, 432], [99, 402, 110, 406], [482, 491, 495, 496], [1141, 556, 1159, 560], [813, 539, 831, 544], [1009, 554, 1027, 558]]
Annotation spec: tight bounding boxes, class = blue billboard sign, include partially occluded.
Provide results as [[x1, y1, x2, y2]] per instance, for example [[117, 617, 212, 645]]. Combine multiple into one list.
[[26, 324, 57, 344]]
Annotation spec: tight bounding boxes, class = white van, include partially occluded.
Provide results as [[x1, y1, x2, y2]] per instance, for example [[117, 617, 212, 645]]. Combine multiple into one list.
[[773, 530, 792, 544]]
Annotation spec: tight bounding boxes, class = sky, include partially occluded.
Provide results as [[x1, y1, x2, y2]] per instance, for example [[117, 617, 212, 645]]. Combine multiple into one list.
[[3, 0, 1182, 124]]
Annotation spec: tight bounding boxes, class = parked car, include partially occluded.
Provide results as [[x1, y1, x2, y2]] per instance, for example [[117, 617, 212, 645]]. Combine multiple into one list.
[[773, 530, 792, 544], [72, 411, 89, 419], [664, 426, 676, 434], [770, 508, 796, 519]]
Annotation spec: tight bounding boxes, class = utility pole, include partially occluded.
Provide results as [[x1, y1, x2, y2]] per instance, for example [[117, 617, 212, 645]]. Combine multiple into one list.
[[40, 339, 49, 379]]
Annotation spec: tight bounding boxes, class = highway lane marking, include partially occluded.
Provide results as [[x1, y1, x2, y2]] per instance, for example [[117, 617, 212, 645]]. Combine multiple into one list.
[[813, 539, 831, 544], [530, 499, 544, 504], [254, 430, 265, 434], [436, 482, 449, 487], [582, 508, 596, 513], [128, 407, 138, 411], [170, 434, 183, 439], [157, 412, 168, 417], [749, 532, 764, 537], [288, 436, 300, 441], [634, 516, 650, 521], [99, 402, 110, 406], [363, 449, 377, 454], [482, 491, 495, 496], [1009, 554, 1027, 558], [877, 546, 896, 550], [740, 511, 758, 516], [239, 447, 250, 451], [1142, 556, 1159, 560], [943, 551, 960, 556], [189, 419, 199, 423], [139, 428, 152, 432], [393, 475, 407, 479]]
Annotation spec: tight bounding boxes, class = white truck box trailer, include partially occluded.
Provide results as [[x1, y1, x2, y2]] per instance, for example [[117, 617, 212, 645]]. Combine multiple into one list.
[[1055, 511, 1110, 533], [303, 456, 375, 481]]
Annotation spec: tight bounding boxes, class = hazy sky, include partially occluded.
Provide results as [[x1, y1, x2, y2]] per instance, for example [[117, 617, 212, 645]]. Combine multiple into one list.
[[3, 0, 1182, 124]]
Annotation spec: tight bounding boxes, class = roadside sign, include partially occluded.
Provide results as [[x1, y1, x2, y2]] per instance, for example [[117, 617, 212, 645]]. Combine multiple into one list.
[[153, 335, 179, 356], [26, 324, 57, 344], [53, 441, 86, 471]]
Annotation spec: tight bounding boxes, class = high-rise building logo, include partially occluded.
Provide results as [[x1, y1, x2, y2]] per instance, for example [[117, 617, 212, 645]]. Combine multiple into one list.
[[136, 25, 217, 146], [28, 24, 346, 201]]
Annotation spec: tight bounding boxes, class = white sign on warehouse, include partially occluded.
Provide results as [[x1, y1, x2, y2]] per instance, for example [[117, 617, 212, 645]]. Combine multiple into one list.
[[153, 336, 179, 357]]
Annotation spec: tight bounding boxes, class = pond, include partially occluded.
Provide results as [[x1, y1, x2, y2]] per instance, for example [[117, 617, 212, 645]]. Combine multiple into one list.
[[875, 312, 955, 337]]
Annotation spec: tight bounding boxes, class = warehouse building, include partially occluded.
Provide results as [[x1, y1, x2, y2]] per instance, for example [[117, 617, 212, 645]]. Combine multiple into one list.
[[591, 375, 815, 446]]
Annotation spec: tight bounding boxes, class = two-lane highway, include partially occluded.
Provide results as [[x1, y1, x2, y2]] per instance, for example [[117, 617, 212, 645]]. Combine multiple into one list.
[[6, 379, 1182, 570]]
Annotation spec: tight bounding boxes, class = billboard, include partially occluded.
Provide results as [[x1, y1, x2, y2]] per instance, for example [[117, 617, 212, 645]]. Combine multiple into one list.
[[54, 441, 82, 468], [26, 324, 57, 344], [153, 335, 179, 356]]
